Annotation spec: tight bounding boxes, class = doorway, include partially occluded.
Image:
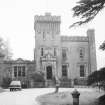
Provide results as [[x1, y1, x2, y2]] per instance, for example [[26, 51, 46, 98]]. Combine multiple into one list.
[[46, 66, 52, 80]]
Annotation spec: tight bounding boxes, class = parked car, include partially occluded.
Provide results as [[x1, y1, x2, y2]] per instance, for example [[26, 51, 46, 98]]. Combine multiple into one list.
[[9, 81, 22, 91]]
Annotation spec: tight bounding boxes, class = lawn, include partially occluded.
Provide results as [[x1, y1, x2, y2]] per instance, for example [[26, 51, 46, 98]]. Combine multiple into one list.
[[36, 88, 104, 105], [0, 88, 104, 105]]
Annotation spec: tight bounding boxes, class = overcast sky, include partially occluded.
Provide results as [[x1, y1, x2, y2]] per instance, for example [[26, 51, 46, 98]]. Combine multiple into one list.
[[0, 0, 105, 69]]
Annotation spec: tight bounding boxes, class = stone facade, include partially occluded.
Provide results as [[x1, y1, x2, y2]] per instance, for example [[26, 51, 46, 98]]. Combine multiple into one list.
[[0, 58, 35, 88], [34, 13, 97, 86]]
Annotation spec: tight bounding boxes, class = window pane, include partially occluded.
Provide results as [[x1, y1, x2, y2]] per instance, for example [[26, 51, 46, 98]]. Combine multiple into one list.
[[41, 48, 43, 56], [80, 48, 84, 58], [54, 48, 56, 56], [14, 66, 17, 77], [62, 49, 67, 59], [22, 66, 25, 77], [18, 66, 21, 77], [80, 65, 85, 77], [62, 65, 67, 77]]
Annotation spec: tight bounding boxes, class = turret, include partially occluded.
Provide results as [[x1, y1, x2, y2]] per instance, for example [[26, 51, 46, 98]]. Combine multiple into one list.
[[87, 29, 97, 73]]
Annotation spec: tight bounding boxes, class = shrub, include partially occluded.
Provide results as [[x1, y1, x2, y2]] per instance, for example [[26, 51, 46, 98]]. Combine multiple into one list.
[[87, 67, 105, 90], [31, 72, 45, 82], [30, 72, 45, 87], [1, 77, 12, 88], [59, 77, 71, 87]]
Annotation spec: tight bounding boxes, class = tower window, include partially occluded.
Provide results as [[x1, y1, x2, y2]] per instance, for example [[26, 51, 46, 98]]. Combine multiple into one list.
[[54, 48, 56, 56], [79, 48, 85, 58], [80, 65, 85, 77], [62, 48, 67, 59], [43, 31, 45, 39], [41, 48, 44, 56], [62, 65, 67, 77]]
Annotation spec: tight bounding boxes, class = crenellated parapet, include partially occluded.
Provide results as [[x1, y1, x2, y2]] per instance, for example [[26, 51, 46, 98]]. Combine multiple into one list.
[[34, 13, 61, 39], [34, 13, 61, 23], [61, 36, 88, 42]]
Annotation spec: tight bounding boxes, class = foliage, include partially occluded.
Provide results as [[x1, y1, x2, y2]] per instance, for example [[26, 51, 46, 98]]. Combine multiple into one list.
[[87, 67, 105, 86], [30, 72, 45, 83], [87, 71, 98, 85], [0, 37, 12, 60], [1, 77, 12, 88], [71, 0, 105, 54], [100, 41, 105, 50], [70, 0, 105, 27], [29, 72, 45, 88]]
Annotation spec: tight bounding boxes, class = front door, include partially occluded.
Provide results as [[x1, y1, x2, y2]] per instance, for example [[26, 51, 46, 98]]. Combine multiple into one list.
[[46, 66, 52, 80]]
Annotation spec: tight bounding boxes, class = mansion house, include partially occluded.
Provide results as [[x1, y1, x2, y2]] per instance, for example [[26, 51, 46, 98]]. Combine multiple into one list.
[[0, 13, 97, 88], [34, 13, 97, 86]]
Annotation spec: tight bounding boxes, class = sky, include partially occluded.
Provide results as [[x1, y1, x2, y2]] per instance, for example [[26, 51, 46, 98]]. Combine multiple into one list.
[[0, 0, 105, 69]]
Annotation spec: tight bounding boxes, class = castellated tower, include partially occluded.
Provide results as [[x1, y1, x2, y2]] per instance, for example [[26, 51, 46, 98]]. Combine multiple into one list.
[[34, 13, 61, 82], [87, 29, 97, 73]]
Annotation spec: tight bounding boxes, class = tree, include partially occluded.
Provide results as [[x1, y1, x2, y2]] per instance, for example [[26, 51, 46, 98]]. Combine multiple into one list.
[[0, 37, 12, 60], [30, 72, 45, 83], [100, 41, 105, 50], [29, 72, 45, 87], [70, 0, 105, 27], [87, 71, 98, 85], [1, 77, 12, 88], [87, 67, 105, 90]]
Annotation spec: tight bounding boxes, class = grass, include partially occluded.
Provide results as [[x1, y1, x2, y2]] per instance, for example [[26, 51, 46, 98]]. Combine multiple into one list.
[[36, 88, 104, 105]]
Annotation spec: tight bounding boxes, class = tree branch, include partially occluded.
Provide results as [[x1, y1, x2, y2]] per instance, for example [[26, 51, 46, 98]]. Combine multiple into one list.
[[70, 0, 105, 28]]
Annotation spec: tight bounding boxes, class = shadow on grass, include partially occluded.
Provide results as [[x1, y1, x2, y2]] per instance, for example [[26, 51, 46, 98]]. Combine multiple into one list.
[[98, 94, 105, 105]]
